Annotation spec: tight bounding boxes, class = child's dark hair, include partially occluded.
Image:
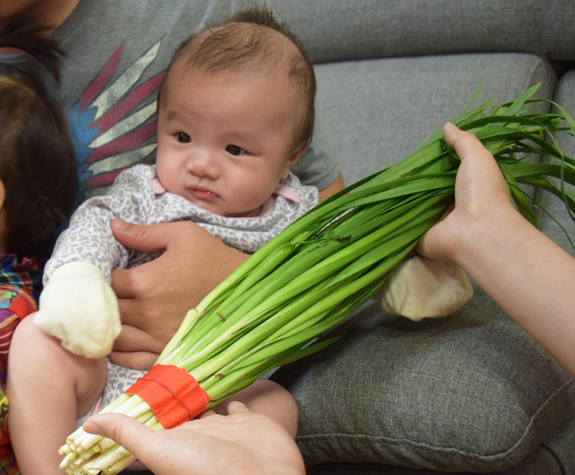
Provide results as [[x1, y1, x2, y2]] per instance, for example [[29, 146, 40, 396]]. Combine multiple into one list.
[[0, 15, 77, 259], [160, 6, 316, 147]]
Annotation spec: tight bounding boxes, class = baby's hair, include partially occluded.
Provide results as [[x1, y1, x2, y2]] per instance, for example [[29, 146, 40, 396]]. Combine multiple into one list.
[[0, 15, 78, 259], [160, 6, 316, 146]]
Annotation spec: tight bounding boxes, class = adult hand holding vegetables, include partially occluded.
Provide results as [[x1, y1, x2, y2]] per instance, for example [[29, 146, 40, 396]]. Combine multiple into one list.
[[420, 122, 575, 377], [52, 81, 575, 473], [83, 401, 305, 475]]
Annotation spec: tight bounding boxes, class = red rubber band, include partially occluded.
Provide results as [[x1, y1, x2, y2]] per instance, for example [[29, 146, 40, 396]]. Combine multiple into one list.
[[125, 364, 211, 429]]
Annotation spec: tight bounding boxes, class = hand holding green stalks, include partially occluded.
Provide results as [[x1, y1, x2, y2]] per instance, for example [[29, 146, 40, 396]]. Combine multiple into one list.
[[59, 84, 575, 475]]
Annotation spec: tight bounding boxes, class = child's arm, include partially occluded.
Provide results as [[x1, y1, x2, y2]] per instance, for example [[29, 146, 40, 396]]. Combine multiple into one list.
[[36, 202, 123, 358], [36, 259, 121, 358], [419, 123, 575, 376], [376, 255, 473, 321], [36, 167, 150, 359]]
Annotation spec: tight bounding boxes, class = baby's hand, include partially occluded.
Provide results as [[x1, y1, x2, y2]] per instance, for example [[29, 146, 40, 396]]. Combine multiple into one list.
[[377, 255, 473, 320], [35, 262, 120, 358]]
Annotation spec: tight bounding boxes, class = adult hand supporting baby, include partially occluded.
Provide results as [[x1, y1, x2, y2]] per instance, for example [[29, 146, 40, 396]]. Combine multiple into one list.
[[109, 219, 249, 370], [84, 402, 305, 475], [419, 122, 575, 377]]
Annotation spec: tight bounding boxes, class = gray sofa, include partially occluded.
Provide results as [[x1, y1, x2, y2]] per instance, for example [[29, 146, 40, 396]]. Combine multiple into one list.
[[265, 1, 575, 474]]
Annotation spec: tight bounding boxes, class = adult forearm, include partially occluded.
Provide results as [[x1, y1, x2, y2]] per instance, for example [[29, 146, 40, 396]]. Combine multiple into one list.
[[417, 123, 575, 377], [455, 209, 575, 375]]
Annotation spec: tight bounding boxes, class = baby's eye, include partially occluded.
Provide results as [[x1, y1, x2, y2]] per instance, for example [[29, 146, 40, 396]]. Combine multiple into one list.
[[177, 132, 191, 143], [226, 145, 246, 156]]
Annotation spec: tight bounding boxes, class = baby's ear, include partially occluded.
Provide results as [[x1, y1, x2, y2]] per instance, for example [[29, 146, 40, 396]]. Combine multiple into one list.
[[289, 138, 311, 166], [282, 139, 310, 179]]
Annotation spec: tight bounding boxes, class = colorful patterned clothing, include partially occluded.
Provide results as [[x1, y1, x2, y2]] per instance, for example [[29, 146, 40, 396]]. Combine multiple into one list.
[[0, 254, 41, 474]]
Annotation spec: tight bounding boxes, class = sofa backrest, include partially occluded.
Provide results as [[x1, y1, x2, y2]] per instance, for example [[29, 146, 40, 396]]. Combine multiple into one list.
[[259, 1, 572, 188], [271, 0, 575, 63]]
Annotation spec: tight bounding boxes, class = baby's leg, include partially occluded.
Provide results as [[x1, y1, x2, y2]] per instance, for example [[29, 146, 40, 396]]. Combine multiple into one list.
[[7, 315, 108, 475], [213, 379, 298, 438]]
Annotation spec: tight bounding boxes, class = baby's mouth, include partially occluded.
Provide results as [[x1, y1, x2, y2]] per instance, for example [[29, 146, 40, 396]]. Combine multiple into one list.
[[189, 186, 219, 200]]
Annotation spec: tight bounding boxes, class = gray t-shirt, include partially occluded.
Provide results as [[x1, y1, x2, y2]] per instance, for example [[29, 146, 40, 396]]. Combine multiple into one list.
[[42, 0, 339, 201]]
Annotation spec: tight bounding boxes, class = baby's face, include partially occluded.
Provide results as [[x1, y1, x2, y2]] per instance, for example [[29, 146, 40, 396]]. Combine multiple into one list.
[[155, 63, 306, 218]]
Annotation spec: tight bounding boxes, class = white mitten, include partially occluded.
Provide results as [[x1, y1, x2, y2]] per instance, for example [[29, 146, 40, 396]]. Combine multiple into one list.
[[35, 261, 121, 358], [376, 255, 473, 321]]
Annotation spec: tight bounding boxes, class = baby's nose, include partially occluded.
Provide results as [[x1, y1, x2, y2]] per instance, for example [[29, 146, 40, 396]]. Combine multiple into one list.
[[186, 151, 219, 179]]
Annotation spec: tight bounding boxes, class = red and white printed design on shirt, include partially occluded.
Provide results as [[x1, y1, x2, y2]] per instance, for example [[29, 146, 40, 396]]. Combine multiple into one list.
[[68, 40, 165, 199]]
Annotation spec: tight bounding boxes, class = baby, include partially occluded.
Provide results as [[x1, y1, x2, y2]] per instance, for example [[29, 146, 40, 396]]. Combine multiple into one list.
[[8, 8, 315, 474], [0, 14, 78, 472]]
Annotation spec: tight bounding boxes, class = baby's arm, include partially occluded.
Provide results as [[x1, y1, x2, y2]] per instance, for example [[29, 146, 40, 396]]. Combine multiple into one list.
[[36, 169, 146, 358], [419, 123, 575, 376], [36, 202, 124, 358]]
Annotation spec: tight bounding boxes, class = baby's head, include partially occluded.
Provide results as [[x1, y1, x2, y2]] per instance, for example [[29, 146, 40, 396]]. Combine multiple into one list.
[[0, 15, 77, 258], [155, 8, 316, 217]]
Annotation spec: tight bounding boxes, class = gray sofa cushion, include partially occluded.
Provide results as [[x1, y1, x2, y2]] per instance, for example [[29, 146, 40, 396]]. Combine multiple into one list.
[[542, 416, 575, 475], [314, 52, 555, 185], [272, 295, 575, 472], [306, 418, 575, 475]]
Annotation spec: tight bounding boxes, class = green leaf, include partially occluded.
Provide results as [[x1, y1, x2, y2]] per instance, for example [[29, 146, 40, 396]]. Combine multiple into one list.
[[499, 163, 539, 228], [499, 83, 541, 117]]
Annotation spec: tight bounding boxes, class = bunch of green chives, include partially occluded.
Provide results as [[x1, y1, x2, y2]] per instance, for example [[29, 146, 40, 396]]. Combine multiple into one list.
[[59, 84, 575, 475]]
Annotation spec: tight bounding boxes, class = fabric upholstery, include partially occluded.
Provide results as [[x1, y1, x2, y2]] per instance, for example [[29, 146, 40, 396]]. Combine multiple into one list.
[[271, 0, 575, 63], [272, 295, 575, 472], [314, 53, 555, 186]]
